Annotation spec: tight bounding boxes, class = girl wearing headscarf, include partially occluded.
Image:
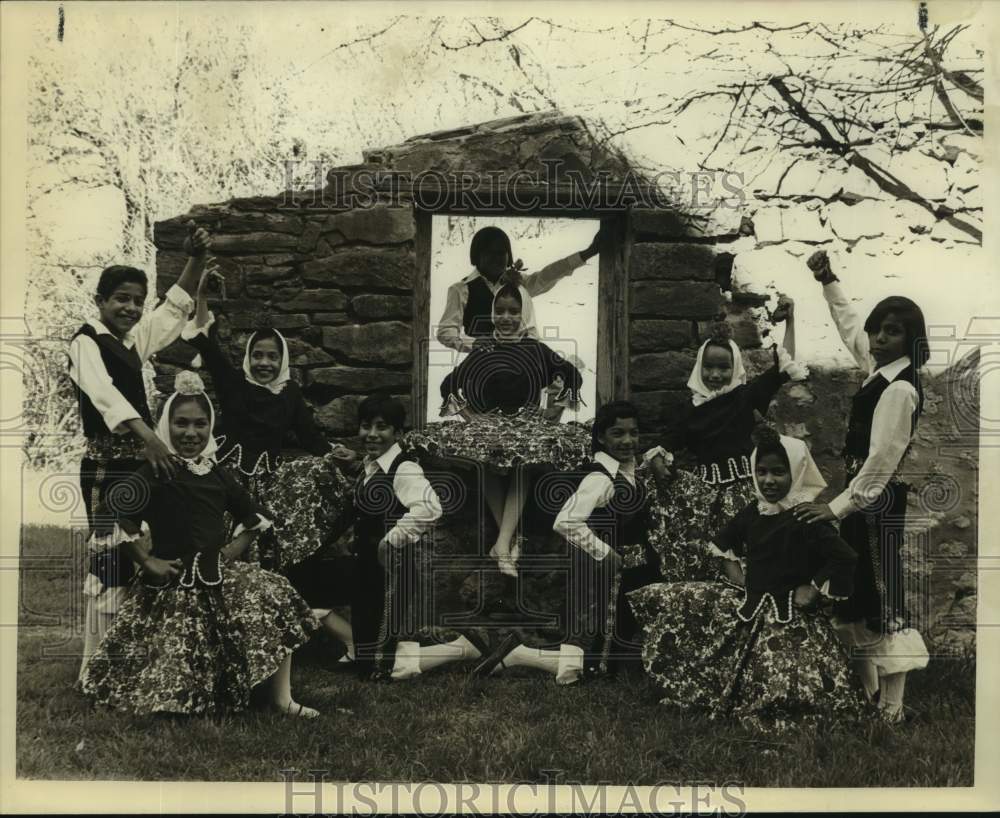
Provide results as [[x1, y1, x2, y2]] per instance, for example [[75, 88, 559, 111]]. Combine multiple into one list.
[[644, 300, 808, 583], [79, 372, 321, 718], [629, 426, 868, 731], [795, 250, 930, 723], [183, 270, 356, 661], [407, 283, 589, 579]]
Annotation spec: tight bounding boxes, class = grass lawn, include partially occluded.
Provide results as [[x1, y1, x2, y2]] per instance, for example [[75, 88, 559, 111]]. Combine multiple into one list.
[[16, 525, 975, 786]]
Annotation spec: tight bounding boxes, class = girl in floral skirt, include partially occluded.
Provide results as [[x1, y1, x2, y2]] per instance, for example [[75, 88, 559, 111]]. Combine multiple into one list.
[[645, 302, 807, 582], [79, 372, 320, 718], [407, 283, 591, 579], [629, 427, 867, 731], [184, 269, 355, 657]]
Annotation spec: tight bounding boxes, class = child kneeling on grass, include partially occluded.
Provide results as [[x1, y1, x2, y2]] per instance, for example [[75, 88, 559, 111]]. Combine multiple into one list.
[[472, 401, 660, 685], [79, 372, 321, 718], [329, 395, 489, 681]]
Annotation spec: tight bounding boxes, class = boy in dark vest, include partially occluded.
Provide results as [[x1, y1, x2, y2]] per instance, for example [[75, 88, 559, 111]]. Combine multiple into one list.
[[69, 224, 211, 679]]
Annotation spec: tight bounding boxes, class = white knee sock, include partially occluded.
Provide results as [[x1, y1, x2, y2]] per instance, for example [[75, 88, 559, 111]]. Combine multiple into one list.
[[854, 657, 879, 701], [555, 644, 584, 686], [79, 601, 112, 682], [879, 671, 908, 717], [391, 641, 422, 680], [503, 644, 560, 676]]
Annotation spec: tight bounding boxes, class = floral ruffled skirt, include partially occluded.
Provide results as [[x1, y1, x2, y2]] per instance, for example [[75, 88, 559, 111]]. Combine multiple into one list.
[[644, 471, 756, 582], [79, 562, 319, 716], [403, 410, 592, 474], [628, 581, 868, 731], [220, 453, 352, 571]]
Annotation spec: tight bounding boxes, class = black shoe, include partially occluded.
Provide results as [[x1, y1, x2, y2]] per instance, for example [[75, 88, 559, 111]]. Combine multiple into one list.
[[369, 669, 393, 684], [471, 631, 520, 678]]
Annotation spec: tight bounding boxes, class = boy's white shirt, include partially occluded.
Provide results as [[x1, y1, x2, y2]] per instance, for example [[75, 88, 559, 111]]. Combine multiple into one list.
[[822, 282, 919, 519], [67, 285, 194, 435], [553, 450, 636, 562], [435, 252, 585, 353], [362, 442, 442, 548]]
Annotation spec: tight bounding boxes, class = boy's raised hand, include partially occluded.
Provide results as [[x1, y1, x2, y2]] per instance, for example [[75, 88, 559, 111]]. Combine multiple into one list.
[[806, 250, 836, 283], [184, 221, 212, 257]]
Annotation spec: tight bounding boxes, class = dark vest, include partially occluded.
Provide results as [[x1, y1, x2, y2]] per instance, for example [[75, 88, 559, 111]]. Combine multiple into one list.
[[843, 363, 919, 460], [353, 451, 414, 552], [70, 324, 152, 439], [581, 462, 649, 556], [462, 277, 498, 339]]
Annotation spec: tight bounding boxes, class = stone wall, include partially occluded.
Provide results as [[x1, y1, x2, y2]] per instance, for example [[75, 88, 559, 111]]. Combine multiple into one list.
[[154, 199, 418, 441]]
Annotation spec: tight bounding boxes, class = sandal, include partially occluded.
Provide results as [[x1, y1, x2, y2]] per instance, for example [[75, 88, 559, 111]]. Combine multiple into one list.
[[280, 701, 320, 719]]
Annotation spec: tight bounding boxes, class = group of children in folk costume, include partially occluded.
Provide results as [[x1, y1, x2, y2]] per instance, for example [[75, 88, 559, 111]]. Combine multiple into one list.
[[71, 219, 928, 729]]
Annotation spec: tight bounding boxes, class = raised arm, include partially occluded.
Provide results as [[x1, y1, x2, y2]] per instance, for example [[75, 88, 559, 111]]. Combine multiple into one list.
[[181, 312, 240, 389], [521, 229, 604, 298], [807, 250, 871, 372]]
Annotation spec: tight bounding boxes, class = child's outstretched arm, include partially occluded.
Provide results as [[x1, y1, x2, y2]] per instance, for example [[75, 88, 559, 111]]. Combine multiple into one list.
[[130, 224, 211, 362], [175, 223, 212, 298], [181, 268, 241, 389], [520, 228, 606, 298], [807, 250, 870, 371]]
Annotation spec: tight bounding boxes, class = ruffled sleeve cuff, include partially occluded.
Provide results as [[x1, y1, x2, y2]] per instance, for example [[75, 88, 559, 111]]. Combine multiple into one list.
[[776, 345, 809, 382], [551, 385, 582, 410], [707, 542, 740, 562], [440, 393, 467, 418], [88, 522, 145, 550], [181, 310, 216, 341], [811, 578, 850, 601], [232, 513, 273, 537], [642, 446, 674, 465]]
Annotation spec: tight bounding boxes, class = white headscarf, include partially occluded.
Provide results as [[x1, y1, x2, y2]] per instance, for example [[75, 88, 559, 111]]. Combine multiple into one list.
[[243, 328, 291, 394], [156, 371, 220, 463], [751, 434, 826, 514], [491, 283, 537, 341], [687, 338, 747, 407]]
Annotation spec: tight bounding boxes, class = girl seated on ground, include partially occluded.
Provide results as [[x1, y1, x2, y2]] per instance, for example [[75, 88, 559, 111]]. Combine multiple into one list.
[[629, 427, 868, 731], [79, 372, 320, 718]]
